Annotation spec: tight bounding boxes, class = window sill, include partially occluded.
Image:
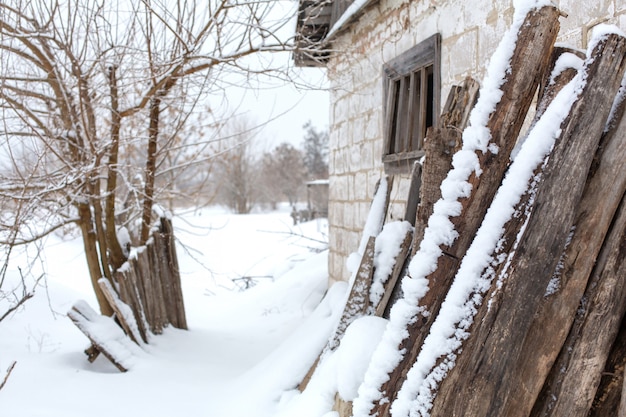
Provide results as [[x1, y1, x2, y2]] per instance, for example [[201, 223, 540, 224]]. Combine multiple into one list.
[[383, 150, 425, 174]]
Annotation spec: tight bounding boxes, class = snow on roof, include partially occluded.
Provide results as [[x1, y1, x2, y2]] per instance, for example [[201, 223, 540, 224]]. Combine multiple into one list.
[[326, 0, 375, 40]]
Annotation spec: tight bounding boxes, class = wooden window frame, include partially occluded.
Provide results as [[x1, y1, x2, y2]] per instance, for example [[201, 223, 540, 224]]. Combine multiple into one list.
[[382, 34, 441, 174]]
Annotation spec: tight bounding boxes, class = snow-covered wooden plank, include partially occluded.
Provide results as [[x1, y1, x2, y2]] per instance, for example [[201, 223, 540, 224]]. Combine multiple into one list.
[[98, 278, 146, 345], [371, 223, 413, 317], [68, 300, 138, 372], [354, 176, 391, 259], [300, 176, 392, 392], [327, 236, 375, 352]]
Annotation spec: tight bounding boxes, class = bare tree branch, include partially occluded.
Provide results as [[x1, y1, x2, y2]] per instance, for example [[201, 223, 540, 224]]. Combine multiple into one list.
[[0, 361, 17, 391]]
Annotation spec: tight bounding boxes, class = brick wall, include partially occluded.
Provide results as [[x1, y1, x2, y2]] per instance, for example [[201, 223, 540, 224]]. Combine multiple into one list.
[[326, 0, 626, 283]]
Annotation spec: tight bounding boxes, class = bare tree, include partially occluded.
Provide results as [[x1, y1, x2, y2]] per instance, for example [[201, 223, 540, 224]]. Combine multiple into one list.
[[302, 121, 329, 180], [213, 117, 262, 214], [260, 142, 307, 208], [0, 0, 322, 315]]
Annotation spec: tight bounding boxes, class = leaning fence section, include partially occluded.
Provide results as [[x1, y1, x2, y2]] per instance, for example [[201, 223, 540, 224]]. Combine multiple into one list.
[[69, 215, 187, 371]]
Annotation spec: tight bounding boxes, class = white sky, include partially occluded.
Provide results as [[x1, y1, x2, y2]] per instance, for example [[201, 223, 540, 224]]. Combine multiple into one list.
[[233, 67, 330, 150]]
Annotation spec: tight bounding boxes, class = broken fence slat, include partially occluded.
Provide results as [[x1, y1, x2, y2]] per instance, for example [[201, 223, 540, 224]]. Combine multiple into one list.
[[98, 278, 145, 345], [68, 301, 138, 372], [113, 268, 149, 344]]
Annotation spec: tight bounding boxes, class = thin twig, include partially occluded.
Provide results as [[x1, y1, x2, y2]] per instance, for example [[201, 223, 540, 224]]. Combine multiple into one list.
[[0, 292, 34, 322], [0, 361, 17, 391], [257, 228, 329, 245]]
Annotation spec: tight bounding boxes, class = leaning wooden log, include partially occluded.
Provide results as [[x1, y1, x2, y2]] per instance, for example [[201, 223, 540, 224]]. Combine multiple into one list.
[[530, 194, 626, 417], [411, 77, 478, 256], [525, 63, 626, 417], [429, 31, 626, 417], [383, 78, 479, 318], [415, 48, 582, 414], [358, 6, 560, 417]]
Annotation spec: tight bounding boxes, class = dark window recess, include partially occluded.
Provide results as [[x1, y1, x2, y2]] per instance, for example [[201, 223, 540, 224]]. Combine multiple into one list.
[[383, 34, 441, 174]]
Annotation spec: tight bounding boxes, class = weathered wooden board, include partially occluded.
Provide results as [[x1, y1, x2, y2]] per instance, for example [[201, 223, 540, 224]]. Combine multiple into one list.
[[98, 278, 145, 345], [160, 217, 187, 330], [373, 230, 412, 317], [530, 192, 626, 417], [112, 268, 149, 344], [68, 301, 137, 372], [327, 236, 376, 352]]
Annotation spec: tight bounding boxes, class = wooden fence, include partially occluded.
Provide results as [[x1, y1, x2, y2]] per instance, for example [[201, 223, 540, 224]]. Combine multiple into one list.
[[69, 216, 187, 371]]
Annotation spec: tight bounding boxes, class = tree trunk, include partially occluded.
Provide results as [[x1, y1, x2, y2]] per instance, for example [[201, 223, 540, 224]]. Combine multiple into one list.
[[105, 65, 127, 269], [77, 202, 113, 316], [141, 96, 161, 243]]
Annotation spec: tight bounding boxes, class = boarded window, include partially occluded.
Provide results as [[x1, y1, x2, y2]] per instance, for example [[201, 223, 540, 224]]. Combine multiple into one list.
[[383, 34, 441, 174]]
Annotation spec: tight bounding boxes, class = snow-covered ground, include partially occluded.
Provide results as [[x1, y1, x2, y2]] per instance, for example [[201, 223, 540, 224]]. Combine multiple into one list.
[[0, 206, 346, 417]]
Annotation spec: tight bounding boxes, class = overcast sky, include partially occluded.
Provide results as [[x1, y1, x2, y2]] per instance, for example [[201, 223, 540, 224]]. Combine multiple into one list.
[[223, 66, 330, 151]]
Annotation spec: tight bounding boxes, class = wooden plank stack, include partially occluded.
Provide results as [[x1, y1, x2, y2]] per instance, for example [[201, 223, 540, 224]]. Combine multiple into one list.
[[314, 5, 626, 417]]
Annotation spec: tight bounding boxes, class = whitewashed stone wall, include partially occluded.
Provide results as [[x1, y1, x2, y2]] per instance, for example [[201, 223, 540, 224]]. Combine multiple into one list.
[[326, 0, 626, 283]]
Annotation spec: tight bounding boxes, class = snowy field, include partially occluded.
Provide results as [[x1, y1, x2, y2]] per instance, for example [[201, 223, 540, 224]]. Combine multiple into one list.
[[0, 206, 349, 417]]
